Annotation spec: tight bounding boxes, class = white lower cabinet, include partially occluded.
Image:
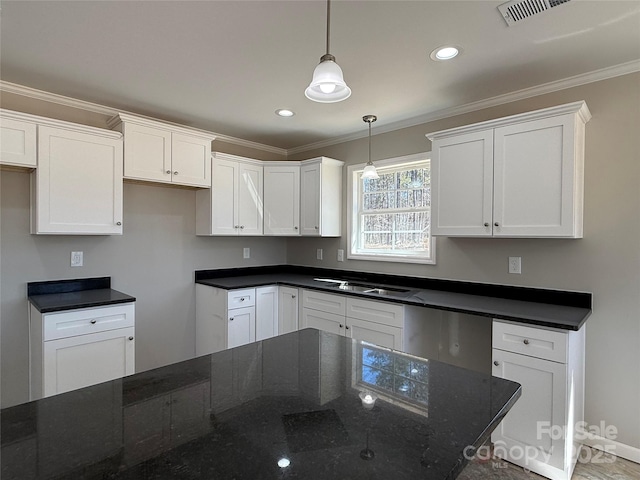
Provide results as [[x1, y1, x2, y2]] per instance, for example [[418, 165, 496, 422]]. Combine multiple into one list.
[[491, 320, 585, 480], [29, 303, 135, 399], [278, 286, 299, 335], [301, 290, 404, 350]]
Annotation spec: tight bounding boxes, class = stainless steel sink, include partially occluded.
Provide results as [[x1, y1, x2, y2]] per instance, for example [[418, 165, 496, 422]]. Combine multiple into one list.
[[313, 278, 410, 296]]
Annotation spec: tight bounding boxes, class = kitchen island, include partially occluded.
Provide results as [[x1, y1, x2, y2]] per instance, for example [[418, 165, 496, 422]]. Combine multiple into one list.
[[1, 328, 521, 479]]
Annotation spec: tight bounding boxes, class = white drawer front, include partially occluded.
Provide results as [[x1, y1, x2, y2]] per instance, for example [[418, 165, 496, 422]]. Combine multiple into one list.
[[228, 288, 255, 308], [346, 298, 404, 328], [302, 289, 346, 316], [493, 321, 567, 363], [44, 304, 135, 341]]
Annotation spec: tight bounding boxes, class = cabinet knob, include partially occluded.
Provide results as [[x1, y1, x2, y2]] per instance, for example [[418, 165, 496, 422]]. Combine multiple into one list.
[[294, 226, 298, 230], [240, 225, 244, 229], [129, 336, 134, 341], [90, 319, 97, 324], [292, 295, 296, 299], [523, 339, 530, 345], [166, 170, 171, 174], [494, 222, 500, 227], [484, 223, 489, 227], [493, 361, 500, 366], [315, 226, 319, 230], [229, 317, 234, 321], [116, 221, 122, 226], [173, 171, 178, 176], [240, 297, 245, 302], [345, 325, 350, 330], [234, 225, 239, 229], [339, 324, 344, 328]]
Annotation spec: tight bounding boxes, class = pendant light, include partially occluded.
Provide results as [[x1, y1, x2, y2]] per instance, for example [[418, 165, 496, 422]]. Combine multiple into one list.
[[305, 0, 351, 103], [362, 115, 379, 180]]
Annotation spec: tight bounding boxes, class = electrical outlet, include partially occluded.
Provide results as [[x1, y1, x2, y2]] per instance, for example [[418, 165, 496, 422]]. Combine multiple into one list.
[[337, 249, 344, 262], [243, 248, 250, 259], [71, 251, 83, 267], [508, 256, 521, 274], [316, 248, 323, 260]]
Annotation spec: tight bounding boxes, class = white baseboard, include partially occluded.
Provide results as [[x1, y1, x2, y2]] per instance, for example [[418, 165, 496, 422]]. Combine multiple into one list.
[[582, 433, 640, 465]]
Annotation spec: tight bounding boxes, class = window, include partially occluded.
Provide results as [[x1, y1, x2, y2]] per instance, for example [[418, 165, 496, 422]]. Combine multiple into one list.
[[348, 153, 435, 264]]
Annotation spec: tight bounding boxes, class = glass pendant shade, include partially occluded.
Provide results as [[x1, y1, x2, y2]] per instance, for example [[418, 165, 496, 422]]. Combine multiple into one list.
[[305, 55, 351, 103], [362, 163, 379, 179]]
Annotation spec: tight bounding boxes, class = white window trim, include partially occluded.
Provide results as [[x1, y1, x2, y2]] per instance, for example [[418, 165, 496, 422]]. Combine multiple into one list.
[[347, 152, 436, 265]]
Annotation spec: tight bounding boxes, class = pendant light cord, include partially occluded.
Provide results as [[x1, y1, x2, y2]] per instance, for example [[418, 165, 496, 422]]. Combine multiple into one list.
[[368, 121, 372, 164], [326, 0, 331, 55]]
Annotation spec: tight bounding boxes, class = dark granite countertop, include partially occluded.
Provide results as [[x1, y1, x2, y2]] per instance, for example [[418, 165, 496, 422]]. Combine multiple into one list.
[[195, 266, 592, 331], [0, 328, 521, 480], [27, 277, 136, 313]]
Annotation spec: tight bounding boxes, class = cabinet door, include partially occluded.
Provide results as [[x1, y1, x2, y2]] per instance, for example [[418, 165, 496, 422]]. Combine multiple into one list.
[[279, 287, 299, 335], [264, 165, 300, 235], [35, 126, 123, 234], [227, 306, 255, 349], [43, 327, 135, 397], [493, 114, 579, 237], [237, 162, 264, 235], [491, 348, 566, 470], [123, 122, 171, 183], [300, 162, 320, 236], [210, 158, 239, 235], [301, 308, 344, 336], [171, 132, 211, 187], [430, 130, 493, 236], [256, 286, 278, 341], [0, 117, 36, 167], [347, 317, 403, 350]]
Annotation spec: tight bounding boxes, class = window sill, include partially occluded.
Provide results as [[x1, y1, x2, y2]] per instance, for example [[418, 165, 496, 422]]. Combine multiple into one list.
[[347, 252, 436, 265]]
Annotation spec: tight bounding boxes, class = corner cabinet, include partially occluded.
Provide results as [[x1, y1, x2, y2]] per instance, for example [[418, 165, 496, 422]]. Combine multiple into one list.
[[108, 113, 215, 188], [427, 101, 591, 238], [33, 124, 124, 235], [491, 320, 585, 480], [29, 303, 136, 399], [196, 153, 264, 236]]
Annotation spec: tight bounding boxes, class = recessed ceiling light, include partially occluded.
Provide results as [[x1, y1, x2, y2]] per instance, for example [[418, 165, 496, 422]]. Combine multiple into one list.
[[275, 109, 295, 117], [430, 46, 462, 61]]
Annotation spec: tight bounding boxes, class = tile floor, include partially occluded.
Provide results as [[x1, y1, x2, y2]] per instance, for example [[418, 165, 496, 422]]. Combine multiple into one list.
[[458, 447, 640, 480]]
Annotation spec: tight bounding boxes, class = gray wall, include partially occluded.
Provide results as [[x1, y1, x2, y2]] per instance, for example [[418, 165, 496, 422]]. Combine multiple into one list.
[[287, 73, 640, 450]]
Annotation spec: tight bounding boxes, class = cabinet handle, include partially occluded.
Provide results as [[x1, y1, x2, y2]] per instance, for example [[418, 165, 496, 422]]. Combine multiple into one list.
[[523, 339, 530, 345], [493, 361, 500, 366], [494, 222, 500, 227], [166, 170, 171, 174], [129, 336, 134, 341], [484, 223, 489, 227], [173, 171, 178, 176], [229, 317, 234, 321], [90, 319, 97, 324], [116, 221, 122, 226]]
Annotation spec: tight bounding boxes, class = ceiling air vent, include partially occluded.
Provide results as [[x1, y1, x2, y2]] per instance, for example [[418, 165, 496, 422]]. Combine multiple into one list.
[[498, 0, 572, 26]]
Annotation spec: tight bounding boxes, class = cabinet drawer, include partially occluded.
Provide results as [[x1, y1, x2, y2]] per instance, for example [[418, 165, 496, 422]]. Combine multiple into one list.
[[228, 289, 255, 309], [43, 304, 135, 341], [302, 290, 346, 316], [346, 298, 404, 328], [493, 321, 567, 363]]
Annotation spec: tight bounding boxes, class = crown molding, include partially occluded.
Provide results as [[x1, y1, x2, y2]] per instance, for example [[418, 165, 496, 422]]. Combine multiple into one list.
[[287, 59, 640, 155], [0, 80, 287, 156]]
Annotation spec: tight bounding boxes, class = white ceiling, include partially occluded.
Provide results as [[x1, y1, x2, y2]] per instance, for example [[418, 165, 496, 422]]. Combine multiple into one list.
[[1, 0, 639, 152]]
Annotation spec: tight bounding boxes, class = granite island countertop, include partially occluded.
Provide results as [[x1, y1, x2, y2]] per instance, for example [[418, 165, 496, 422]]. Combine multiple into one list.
[[0, 328, 521, 480], [196, 265, 592, 331]]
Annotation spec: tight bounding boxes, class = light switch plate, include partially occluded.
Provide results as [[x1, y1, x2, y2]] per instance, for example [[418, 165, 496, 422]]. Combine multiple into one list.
[[71, 251, 83, 267], [337, 249, 344, 262]]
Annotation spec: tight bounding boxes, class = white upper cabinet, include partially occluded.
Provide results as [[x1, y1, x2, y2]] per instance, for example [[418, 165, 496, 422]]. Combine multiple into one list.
[[108, 113, 214, 188], [300, 157, 344, 237], [0, 111, 37, 168], [196, 152, 263, 236], [34, 125, 124, 235], [264, 163, 300, 236], [427, 101, 591, 238]]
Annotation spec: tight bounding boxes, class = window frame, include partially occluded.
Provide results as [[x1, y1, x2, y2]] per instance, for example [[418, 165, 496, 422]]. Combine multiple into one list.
[[347, 152, 436, 265]]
